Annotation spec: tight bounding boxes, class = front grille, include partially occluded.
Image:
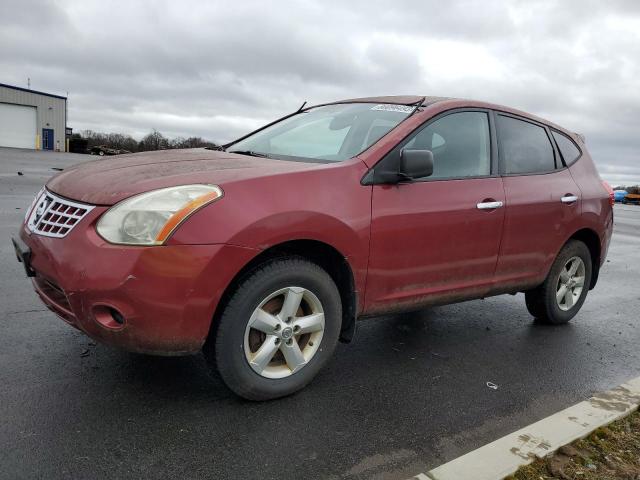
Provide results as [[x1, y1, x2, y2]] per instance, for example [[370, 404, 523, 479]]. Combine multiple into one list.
[[26, 189, 94, 238]]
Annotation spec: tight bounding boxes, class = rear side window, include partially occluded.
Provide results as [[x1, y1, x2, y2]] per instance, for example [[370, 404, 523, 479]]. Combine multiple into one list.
[[497, 115, 556, 174], [552, 130, 581, 165]]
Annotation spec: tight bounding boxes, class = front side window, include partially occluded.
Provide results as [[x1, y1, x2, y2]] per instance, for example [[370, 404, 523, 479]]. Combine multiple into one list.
[[552, 130, 581, 165], [228, 103, 413, 162], [404, 111, 491, 179], [498, 115, 556, 174]]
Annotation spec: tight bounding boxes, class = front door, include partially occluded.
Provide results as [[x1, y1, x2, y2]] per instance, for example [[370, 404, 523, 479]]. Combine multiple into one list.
[[364, 110, 505, 314], [42, 128, 54, 150]]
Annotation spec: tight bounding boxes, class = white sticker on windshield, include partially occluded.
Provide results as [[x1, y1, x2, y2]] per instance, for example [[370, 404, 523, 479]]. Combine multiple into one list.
[[371, 104, 414, 113]]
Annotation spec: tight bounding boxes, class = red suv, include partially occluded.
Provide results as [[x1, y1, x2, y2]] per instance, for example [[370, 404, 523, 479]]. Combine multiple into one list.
[[13, 96, 613, 400]]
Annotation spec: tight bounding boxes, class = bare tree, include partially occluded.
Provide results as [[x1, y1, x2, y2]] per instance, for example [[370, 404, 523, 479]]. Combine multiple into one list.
[[75, 129, 218, 153], [140, 129, 170, 151], [170, 136, 219, 149]]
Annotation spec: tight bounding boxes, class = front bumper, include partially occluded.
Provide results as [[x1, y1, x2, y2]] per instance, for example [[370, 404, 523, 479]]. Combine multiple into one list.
[[15, 209, 259, 355]]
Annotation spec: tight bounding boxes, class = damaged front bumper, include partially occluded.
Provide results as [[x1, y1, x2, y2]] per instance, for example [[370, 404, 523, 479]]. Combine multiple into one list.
[[14, 210, 258, 355]]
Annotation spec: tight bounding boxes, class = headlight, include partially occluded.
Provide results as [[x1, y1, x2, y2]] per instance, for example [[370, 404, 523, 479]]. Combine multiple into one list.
[[96, 184, 223, 245]]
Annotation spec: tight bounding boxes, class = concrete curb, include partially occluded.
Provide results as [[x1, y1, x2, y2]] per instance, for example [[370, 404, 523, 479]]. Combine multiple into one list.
[[410, 375, 640, 480]]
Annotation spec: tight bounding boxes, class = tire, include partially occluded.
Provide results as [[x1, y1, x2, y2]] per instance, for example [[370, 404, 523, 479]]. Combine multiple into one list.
[[205, 257, 342, 401], [525, 240, 592, 324], [98, 151, 105, 156]]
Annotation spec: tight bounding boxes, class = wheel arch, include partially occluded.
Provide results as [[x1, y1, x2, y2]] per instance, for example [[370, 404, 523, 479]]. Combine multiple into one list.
[[566, 228, 601, 289], [207, 239, 358, 348]]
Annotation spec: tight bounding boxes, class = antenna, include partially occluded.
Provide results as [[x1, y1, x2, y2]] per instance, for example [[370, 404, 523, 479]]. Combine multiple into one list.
[[297, 101, 307, 112], [27, 78, 30, 89]]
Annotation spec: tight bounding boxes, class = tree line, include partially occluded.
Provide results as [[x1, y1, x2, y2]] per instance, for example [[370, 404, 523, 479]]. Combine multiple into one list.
[[70, 129, 218, 153]]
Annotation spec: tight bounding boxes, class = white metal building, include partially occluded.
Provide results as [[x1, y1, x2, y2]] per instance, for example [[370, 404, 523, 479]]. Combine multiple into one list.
[[0, 82, 67, 151]]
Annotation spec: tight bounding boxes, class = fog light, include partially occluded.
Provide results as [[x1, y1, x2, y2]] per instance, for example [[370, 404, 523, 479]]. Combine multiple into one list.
[[93, 305, 126, 329], [110, 308, 124, 325]]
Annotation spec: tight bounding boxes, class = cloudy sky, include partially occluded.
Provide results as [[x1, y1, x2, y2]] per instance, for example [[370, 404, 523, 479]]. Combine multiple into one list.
[[1, 0, 639, 184]]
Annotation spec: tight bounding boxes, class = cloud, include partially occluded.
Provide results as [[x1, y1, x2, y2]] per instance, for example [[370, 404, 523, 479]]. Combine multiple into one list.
[[1, 0, 639, 184]]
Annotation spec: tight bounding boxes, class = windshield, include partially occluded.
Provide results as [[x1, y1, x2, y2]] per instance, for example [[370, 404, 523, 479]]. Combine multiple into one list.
[[228, 103, 414, 162]]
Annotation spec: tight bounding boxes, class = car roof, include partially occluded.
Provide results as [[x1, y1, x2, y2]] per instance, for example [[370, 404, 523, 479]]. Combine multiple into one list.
[[328, 95, 447, 106], [321, 95, 579, 141]]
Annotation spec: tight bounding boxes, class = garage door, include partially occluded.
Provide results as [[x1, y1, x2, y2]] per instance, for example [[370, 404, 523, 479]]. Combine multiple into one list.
[[0, 103, 37, 149]]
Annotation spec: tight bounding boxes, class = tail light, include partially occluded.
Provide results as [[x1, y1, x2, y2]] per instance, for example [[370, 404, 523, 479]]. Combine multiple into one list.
[[602, 181, 615, 206]]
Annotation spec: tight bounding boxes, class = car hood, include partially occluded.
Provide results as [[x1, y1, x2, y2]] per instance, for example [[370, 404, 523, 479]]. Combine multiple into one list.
[[46, 148, 319, 205]]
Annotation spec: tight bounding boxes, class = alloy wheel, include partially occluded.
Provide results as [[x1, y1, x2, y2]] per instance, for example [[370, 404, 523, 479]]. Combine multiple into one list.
[[243, 287, 325, 379], [556, 256, 586, 311]]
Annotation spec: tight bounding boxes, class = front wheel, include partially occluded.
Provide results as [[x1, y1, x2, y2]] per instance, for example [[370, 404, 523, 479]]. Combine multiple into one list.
[[205, 257, 342, 401], [525, 240, 592, 324]]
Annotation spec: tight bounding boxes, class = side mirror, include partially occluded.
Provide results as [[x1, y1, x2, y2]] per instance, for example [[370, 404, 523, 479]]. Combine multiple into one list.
[[399, 149, 434, 180]]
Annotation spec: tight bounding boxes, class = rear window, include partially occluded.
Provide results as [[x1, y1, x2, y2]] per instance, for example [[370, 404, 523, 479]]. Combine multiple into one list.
[[552, 130, 581, 165], [498, 115, 556, 174]]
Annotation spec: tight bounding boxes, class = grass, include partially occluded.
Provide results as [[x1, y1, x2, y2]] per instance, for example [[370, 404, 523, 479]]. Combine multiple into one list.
[[507, 409, 640, 480]]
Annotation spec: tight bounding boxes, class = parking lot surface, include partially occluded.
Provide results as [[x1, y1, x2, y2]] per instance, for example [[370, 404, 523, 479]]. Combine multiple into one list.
[[1, 147, 639, 479]]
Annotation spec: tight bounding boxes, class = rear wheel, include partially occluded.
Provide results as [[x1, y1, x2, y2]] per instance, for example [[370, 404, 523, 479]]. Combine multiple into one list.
[[205, 257, 341, 400], [525, 240, 592, 324]]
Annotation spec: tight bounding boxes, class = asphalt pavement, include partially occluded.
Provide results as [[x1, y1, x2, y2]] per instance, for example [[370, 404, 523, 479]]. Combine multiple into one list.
[[1, 147, 639, 480]]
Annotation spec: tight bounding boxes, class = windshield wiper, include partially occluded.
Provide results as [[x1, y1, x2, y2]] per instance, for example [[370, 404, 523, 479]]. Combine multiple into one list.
[[227, 150, 271, 158]]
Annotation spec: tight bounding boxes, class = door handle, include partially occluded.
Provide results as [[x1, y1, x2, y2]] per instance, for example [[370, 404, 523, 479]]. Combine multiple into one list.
[[561, 195, 578, 204], [476, 201, 503, 210]]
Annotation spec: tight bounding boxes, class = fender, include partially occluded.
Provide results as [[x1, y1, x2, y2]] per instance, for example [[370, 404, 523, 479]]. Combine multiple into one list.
[[169, 161, 373, 301]]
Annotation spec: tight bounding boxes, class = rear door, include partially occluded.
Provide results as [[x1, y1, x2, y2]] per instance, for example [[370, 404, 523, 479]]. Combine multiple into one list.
[[365, 110, 506, 314], [492, 112, 582, 291]]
